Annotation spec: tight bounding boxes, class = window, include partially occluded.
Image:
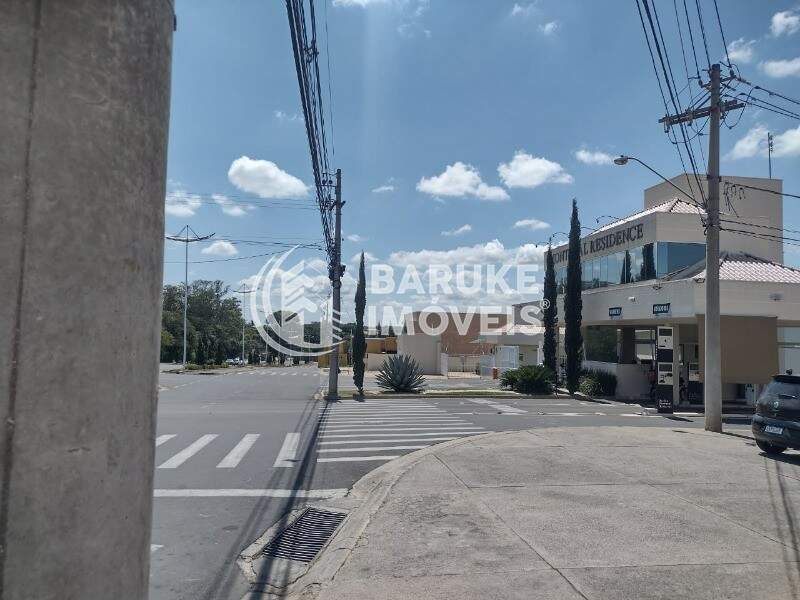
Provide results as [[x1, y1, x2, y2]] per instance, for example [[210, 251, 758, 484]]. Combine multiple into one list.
[[585, 326, 618, 362], [656, 242, 705, 277], [599, 255, 609, 287]]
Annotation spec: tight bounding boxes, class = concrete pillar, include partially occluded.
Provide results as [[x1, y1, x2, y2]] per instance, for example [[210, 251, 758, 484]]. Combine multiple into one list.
[[619, 327, 636, 364], [0, 2, 173, 598]]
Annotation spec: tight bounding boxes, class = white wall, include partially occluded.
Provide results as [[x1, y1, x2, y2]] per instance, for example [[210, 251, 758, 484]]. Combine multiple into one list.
[[397, 333, 442, 375]]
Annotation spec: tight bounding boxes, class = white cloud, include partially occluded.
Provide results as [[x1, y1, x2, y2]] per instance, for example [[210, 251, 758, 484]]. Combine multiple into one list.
[[372, 184, 395, 194], [441, 224, 472, 237], [726, 124, 800, 159], [771, 10, 800, 37], [498, 151, 573, 188], [774, 126, 800, 156], [165, 189, 202, 217], [351, 251, 378, 263], [417, 162, 509, 201], [212, 193, 251, 217], [333, 0, 388, 6], [574, 148, 614, 166], [201, 240, 238, 256], [539, 21, 558, 35], [761, 57, 800, 78], [725, 124, 768, 159], [726, 38, 756, 64], [273, 110, 300, 122], [510, 3, 537, 18], [388, 239, 544, 269], [346, 234, 367, 242], [227, 156, 308, 199], [513, 218, 550, 231]]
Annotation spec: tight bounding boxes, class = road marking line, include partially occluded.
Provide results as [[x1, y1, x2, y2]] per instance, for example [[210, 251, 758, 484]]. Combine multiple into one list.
[[318, 444, 430, 453], [323, 418, 464, 423], [321, 431, 485, 439], [324, 410, 445, 416], [155, 434, 176, 447], [216, 434, 260, 468], [158, 434, 218, 469], [317, 455, 400, 463], [153, 488, 347, 498], [321, 426, 484, 433], [320, 437, 460, 445], [273, 432, 300, 468], [466, 398, 527, 414]]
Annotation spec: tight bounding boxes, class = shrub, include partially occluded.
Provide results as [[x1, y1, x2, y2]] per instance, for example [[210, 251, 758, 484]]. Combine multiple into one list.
[[500, 365, 554, 395], [579, 369, 617, 396], [578, 375, 602, 397], [376, 355, 426, 393], [515, 365, 555, 395], [499, 369, 519, 390]]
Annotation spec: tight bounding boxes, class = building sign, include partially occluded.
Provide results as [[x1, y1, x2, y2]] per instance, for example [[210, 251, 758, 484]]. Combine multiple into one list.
[[608, 306, 622, 318], [552, 222, 646, 265], [653, 302, 671, 315]]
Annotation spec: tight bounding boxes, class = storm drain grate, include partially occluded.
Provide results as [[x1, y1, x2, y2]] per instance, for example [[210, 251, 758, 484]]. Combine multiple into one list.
[[262, 507, 347, 563]]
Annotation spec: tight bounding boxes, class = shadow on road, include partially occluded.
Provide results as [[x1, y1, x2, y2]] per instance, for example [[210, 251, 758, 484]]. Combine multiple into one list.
[[199, 394, 331, 600]]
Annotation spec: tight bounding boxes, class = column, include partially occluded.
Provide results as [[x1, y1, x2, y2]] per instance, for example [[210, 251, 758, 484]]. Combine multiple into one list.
[[0, 1, 173, 597]]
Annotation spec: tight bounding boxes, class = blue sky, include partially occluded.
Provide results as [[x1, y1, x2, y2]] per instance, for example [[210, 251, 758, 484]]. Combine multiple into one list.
[[164, 0, 800, 320]]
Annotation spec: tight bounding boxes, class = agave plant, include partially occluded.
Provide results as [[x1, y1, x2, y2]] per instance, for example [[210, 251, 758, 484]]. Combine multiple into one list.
[[376, 355, 426, 393]]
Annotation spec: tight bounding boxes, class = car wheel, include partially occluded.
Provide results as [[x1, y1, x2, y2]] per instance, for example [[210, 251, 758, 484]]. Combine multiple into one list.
[[756, 439, 787, 455]]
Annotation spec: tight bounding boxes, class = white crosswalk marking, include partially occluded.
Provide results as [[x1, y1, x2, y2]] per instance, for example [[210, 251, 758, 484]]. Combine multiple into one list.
[[273, 432, 300, 468], [155, 434, 176, 447], [321, 431, 484, 438], [158, 434, 218, 469], [318, 455, 400, 463], [314, 401, 489, 463], [320, 437, 460, 445], [216, 434, 260, 468], [320, 426, 484, 432], [318, 445, 429, 453]]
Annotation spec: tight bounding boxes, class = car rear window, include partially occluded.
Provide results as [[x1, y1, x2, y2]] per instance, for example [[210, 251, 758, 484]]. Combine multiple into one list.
[[760, 381, 800, 401]]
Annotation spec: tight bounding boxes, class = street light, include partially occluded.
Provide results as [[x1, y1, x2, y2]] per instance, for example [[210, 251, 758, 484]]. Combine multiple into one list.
[[613, 155, 699, 206]]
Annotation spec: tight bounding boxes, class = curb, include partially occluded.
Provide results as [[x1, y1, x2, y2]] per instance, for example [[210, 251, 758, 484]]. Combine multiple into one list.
[[270, 431, 506, 600], [555, 387, 615, 405]]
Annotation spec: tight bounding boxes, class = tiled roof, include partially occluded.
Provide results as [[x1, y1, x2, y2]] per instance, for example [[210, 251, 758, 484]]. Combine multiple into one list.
[[665, 252, 800, 284], [552, 199, 705, 251], [590, 198, 704, 235]]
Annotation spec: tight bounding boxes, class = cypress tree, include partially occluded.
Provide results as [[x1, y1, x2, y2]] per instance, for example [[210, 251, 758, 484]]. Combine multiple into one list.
[[564, 199, 583, 393], [542, 246, 558, 379], [352, 253, 367, 395]]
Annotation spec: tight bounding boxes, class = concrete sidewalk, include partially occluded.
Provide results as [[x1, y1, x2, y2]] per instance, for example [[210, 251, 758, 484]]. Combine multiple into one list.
[[291, 426, 800, 600]]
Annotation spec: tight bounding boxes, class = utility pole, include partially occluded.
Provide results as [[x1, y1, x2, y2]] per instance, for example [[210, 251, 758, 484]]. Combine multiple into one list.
[[327, 169, 344, 401], [659, 64, 742, 433], [235, 285, 253, 364], [166, 226, 214, 365], [768, 132, 774, 179]]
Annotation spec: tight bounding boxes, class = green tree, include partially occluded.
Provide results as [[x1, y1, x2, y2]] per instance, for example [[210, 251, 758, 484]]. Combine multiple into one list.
[[376, 322, 382, 338], [352, 253, 367, 395], [542, 245, 558, 379], [196, 337, 207, 366], [564, 199, 583, 393], [387, 325, 396, 337]]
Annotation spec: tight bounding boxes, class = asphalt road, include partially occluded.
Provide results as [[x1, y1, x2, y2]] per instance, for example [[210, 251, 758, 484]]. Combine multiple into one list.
[[150, 367, 753, 600]]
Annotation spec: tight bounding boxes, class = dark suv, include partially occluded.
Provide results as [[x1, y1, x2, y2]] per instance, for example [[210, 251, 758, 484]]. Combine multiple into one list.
[[752, 374, 800, 454]]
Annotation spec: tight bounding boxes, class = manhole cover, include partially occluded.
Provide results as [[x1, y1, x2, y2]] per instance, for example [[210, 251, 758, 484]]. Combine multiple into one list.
[[262, 507, 347, 563]]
